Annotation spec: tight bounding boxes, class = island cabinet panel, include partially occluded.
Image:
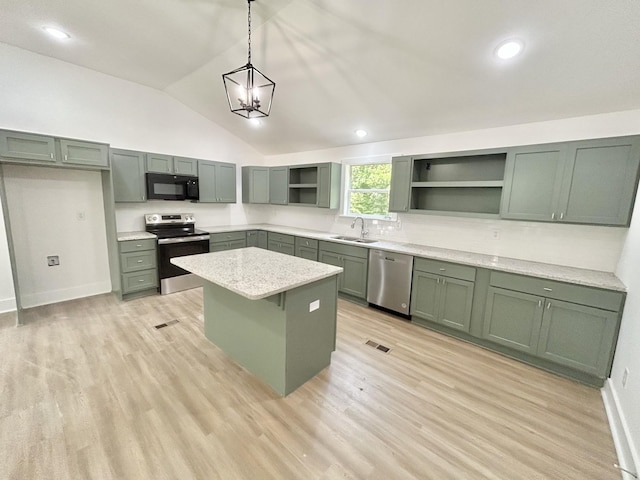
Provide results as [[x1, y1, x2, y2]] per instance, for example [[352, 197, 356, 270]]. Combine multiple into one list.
[[318, 241, 369, 299], [411, 258, 475, 333], [111, 149, 146, 203], [0, 131, 56, 163], [482, 271, 623, 379], [388, 156, 412, 212], [295, 237, 319, 261], [198, 160, 237, 203], [501, 136, 640, 226], [269, 166, 289, 205], [242, 166, 270, 203], [59, 139, 109, 168]]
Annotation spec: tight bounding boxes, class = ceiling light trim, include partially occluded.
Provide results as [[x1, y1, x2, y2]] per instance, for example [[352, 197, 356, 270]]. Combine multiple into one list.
[[495, 39, 524, 60], [42, 26, 71, 40]]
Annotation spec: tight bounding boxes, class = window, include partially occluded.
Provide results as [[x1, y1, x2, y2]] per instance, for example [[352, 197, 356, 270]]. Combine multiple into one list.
[[343, 160, 394, 219]]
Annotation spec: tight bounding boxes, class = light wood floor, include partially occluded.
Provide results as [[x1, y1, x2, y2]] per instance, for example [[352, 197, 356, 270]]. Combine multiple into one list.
[[0, 289, 619, 479]]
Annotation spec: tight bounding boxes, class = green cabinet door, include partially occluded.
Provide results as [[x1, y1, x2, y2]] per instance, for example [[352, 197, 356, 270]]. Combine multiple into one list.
[[111, 149, 146, 202], [537, 299, 619, 376], [215, 162, 237, 203], [258, 231, 268, 249], [341, 255, 368, 299], [558, 138, 640, 226], [198, 161, 217, 202], [410, 271, 440, 323], [318, 251, 343, 285], [246, 230, 259, 247], [483, 287, 544, 354], [60, 139, 109, 168], [317, 163, 341, 208], [146, 153, 173, 173], [174, 157, 198, 176], [0, 131, 56, 163], [500, 145, 567, 222], [438, 277, 474, 332], [242, 166, 270, 203], [269, 166, 289, 205], [297, 246, 318, 261], [389, 156, 412, 212]]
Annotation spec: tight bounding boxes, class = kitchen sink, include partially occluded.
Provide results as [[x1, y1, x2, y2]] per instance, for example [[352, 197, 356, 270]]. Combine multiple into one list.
[[331, 235, 377, 244]]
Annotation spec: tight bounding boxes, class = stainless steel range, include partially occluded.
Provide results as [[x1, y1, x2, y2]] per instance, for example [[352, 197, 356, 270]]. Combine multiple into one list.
[[145, 213, 210, 294]]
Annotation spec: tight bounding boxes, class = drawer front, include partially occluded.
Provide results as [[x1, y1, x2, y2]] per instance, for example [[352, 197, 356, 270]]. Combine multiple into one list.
[[119, 238, 156, 253], [210, 231, 247, 243], [490, 271, 624, 312], [268, 232, 295, 245], [122, 270, 158, 294], [295, 236, 318, 249], [318, 240, 368, 259], [120, 251, 157, 273], [414, 257, 476, 282]]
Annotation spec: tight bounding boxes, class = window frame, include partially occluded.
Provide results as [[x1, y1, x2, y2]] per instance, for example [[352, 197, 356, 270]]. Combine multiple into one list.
[[341, 156, 397, 221]]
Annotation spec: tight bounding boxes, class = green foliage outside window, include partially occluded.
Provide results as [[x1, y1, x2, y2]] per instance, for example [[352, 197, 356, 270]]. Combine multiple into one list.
[[348, 163, 391, 216]]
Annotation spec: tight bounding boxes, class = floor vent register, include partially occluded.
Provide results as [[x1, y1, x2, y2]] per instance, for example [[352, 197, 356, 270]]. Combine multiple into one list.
[[155, 319, 180, 329], [365, 339, 391, 353]]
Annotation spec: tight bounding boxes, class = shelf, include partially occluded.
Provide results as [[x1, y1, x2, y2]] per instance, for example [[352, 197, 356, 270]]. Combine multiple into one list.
[[289, 183, 318, 188], [288, 187, 317, 205], [411, 180, 504, 188], [410, 187, 502, 215], [412, 154, 506, 183], [289, 166, 318, 185]]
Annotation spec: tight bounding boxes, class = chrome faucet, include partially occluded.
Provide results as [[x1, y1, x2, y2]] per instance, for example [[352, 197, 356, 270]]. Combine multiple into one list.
[[351, 216, 369, 238]]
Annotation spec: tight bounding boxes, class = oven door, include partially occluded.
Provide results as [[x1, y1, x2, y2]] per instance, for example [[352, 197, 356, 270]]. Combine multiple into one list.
[[157, 236, 210, 279]]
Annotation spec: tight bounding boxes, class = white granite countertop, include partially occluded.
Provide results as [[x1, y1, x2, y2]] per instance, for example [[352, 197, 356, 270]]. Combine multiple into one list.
[[171, 247, 343, 300], [117, 231, 157, 241], [199, 224, 626, 292]]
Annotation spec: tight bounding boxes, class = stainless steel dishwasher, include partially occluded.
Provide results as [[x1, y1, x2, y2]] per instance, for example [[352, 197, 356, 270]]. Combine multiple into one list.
[[367, 249, 414, 315]]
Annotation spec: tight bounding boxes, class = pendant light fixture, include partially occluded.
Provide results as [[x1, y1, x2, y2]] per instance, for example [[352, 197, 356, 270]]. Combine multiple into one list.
[[222, 0, 275, 119]]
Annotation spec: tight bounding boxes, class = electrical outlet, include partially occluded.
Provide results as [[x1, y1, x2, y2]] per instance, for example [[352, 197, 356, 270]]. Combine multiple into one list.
[[622, 368, 629, 388], [76, 211, 86, 221], [47, 255, 60, 267]]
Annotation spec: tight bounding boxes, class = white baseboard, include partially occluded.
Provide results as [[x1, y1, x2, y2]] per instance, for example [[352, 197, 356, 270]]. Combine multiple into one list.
[[0, 296, 17, 313], [19, 281, 112, 308], [602, 379, 638, 480]]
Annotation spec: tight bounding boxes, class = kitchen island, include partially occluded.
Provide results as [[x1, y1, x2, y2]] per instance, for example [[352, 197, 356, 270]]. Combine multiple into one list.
[[172, 247, 343, 396]]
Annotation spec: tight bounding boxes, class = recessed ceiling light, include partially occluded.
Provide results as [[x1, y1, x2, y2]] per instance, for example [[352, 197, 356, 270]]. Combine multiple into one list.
[[495, 39, 523, 60], [42, 26, 71, 40], [355, 129, 368, 138]]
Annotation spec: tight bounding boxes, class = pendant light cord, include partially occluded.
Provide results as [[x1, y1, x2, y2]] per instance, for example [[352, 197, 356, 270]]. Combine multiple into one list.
[[247, 0, 252, 65]]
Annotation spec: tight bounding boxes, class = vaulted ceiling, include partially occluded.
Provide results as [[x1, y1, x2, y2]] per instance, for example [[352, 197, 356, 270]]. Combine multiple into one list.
[[1, 0, 640, 155]]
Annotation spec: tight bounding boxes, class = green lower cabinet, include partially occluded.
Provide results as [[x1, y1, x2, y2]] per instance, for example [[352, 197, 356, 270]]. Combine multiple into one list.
[[210, 232, 247, 252], [296, 246, 318, 261], [482, 287, 544, 354], [268, 240, 295, 256], [411, 272, 474, 332], [118, 239, 158, 298], [318, 248, 368, 300], [537, 300, 618, 376]]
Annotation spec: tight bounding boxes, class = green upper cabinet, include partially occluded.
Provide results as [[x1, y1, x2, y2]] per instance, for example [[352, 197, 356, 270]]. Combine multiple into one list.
[[269, 166, 289, 205], [559, 138, 640, 225], [500, 144, 567, 222], [501, 136, 640, 226], [388, 156, 411, 212], [242, 166, 270, 204], [173, 157, 198, 176], [111, 149, 146, 203], [0, 131, 57, 163], [198, 160, 236, 203], [146, 153, 173, 173], [60, 139, 109, 168], [317, 163, 341, 209]]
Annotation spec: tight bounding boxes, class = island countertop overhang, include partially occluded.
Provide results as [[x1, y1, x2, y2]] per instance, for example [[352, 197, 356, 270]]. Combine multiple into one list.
[[171, 247, 343, 300]]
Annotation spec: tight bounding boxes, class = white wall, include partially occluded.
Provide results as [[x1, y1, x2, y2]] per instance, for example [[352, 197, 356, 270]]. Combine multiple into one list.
[[610, 184, 640, 470], [0, 43, 264, 308], [262, 110, 640, 271], [3, 165, 110, 307]]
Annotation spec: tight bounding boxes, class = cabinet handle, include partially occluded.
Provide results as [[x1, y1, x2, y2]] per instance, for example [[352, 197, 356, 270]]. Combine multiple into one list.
[[136, 244, 142, 247], [437, 278, 440, 284], [442, 278, 446, 285], [50, 153, 54, 159], [439, 268, 446, 271], [551, 212, 556, 220], [538, 300, 542, 308], [546, 302, 551, 310], [138, 279, 145, 283], [543, 287, 552, 292], [137, 260, 143, 263], [560, 212, 564, 220], [64, 154, 68, 161]]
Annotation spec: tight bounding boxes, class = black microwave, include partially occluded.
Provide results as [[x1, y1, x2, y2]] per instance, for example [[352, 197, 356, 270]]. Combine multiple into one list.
[[146, 173, 199, 201]]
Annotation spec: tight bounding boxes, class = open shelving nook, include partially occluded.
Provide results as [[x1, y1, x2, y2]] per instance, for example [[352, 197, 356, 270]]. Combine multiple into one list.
[[410, 152, 507, 216], [289, 165, 319, 206]]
